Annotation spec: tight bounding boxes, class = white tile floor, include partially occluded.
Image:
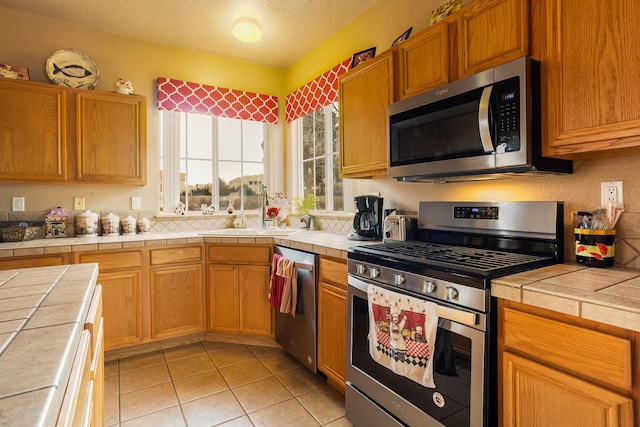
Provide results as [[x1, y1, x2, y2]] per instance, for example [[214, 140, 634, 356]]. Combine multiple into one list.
[[104, 341, 352, 426]]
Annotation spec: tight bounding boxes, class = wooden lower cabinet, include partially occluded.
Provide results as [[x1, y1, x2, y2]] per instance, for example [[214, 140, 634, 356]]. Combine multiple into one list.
[[75, 250, 144, 351], [207, 244, 273, 336], [499, 300, 638, 427], [150, 264, 204, 339], [317, 256, 348, 390], [149, 246, 205, 339], [96, 269, 143, 350], [503, 352, 633, 427]]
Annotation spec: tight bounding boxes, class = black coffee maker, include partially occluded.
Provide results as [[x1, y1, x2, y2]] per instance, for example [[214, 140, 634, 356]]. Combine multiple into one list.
[[348, 195, 384, 241]]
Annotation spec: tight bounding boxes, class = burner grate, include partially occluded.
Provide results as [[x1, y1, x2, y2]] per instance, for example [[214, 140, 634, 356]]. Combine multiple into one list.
[[357, 242, 550, 273]]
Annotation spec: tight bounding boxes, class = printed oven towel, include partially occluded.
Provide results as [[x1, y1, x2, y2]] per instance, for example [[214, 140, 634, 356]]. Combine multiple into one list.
[[269, 254, 298, 317], [367, 284, 439, 388]]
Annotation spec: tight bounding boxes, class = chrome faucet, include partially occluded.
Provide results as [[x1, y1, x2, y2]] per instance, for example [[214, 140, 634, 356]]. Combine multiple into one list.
[[261, 185, 269, 228]]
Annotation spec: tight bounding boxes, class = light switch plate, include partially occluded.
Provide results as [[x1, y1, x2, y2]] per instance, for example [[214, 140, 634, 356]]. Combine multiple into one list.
[[12, 197, 24, 212], [131, 196, 141, 210], [74, 197, 85, 211]]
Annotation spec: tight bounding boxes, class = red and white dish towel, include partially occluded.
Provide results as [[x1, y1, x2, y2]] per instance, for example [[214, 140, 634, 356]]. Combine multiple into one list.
[[269, 254, 298, 316], [367, 284, 438, 388]]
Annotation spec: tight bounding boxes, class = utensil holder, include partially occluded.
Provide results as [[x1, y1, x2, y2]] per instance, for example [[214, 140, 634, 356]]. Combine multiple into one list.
[[575, 228, 615, 268]]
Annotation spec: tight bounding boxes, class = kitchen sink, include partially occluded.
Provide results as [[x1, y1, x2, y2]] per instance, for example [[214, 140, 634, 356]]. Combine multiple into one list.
[[199, 228, 303, 236]]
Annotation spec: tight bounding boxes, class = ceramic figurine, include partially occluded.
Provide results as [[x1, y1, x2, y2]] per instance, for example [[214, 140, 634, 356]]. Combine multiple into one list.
[[116, 78, 134, 95], [200, 203, 216, 215], [175, 202, 186, 215]]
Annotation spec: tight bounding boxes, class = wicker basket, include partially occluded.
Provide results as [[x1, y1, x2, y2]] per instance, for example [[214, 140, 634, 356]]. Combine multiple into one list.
[[0, 221, 46, 242]]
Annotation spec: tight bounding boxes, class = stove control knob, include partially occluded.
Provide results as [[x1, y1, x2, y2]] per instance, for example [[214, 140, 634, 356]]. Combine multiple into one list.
[[445, 286, 459, 301], [423, 280, 437, 293], [369, 268, 380, 279], [394, 274, 406, 285], [356, 264, 366, 275]]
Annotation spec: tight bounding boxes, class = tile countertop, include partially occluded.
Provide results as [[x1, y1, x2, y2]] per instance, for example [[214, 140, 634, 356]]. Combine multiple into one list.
[[0, 229, 378, 259], [493, 263, 640, 332], [0, 263, 99, 426]]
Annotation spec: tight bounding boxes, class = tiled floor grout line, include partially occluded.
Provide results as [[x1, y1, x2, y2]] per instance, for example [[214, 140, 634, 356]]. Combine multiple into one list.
[[107, 342, 347, 426]]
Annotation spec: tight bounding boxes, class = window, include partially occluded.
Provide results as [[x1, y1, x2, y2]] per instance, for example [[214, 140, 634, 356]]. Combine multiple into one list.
[[299, 102, 343, 211], [160, 110, 268, 213]]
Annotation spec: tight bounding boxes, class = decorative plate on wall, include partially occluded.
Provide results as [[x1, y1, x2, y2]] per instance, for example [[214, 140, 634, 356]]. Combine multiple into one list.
[[46, 49, 99, 89]]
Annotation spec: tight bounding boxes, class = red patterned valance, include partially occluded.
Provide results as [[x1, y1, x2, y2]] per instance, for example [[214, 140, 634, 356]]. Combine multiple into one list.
[[285, 57, 352, 123], [157, 77, 279, 124]]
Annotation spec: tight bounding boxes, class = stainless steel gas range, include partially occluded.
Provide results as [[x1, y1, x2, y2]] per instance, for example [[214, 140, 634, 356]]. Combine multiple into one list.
[[345, 201, 564, 427]]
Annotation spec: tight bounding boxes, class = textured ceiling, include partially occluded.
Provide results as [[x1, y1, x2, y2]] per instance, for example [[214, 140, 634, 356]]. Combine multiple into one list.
[[0, 0, 377, 69]]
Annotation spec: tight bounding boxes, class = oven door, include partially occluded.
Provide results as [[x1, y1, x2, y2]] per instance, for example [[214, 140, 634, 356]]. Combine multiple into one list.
[[346, 274, 491, 427]]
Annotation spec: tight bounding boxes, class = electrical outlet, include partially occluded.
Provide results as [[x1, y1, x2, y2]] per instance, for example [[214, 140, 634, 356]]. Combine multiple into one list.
[[12, 197, 24, 212], [601, 181, 624, 208], [131, 196, 141, 210], [73, 197, 85, 211]]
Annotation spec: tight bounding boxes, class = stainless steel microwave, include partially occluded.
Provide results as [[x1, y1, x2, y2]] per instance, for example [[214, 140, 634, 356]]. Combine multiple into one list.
[[387, 57, 572, 182]]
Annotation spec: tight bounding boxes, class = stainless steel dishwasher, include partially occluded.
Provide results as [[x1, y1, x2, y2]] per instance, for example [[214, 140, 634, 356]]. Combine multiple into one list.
[[274, 245, 318, 373]]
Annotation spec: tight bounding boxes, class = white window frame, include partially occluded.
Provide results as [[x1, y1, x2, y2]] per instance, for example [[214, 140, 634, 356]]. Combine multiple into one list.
[[160, 110, 269, 214], [293, 102, 349, 212]]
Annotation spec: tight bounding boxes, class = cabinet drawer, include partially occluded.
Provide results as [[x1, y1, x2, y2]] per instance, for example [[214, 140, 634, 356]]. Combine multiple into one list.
[[319, 257, 347, 289], [503, 307, 632, 392], [76, 250, 142, 271], [151, 245, 202, 265], [208, 245, 271, 264]]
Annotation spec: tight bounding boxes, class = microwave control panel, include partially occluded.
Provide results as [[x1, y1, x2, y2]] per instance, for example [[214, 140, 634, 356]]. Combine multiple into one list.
[[495, 77, 520, 151]]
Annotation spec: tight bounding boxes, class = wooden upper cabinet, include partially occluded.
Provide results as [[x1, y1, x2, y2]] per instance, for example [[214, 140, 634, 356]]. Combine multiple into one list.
[[395, 22, 450, 100], [457, 0, 529, 77], [540, 0, 640, 158], [0, 78, 146, 184], [0, 79, 68, 182], [76, 91, 146, 184], [339, 50, 394, 178]]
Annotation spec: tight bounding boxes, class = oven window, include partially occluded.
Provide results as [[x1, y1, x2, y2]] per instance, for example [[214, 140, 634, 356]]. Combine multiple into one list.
[[351, 295, 472, 426]]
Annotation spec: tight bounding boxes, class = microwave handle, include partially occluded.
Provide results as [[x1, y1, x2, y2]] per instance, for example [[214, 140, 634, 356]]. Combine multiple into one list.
[[478, 85, 494, 153]]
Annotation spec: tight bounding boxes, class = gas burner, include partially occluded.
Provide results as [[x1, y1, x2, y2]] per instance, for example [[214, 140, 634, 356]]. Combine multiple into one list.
[[359, 242, 551, 273]]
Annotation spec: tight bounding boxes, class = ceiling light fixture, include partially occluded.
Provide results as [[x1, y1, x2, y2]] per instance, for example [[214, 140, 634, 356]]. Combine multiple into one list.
[[233, 17, 262, 43]]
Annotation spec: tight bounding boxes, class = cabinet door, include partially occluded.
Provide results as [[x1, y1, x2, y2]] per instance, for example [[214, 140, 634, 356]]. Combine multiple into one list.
[[0, 79, 68, 182], [339, 51, 394, 178], [100, 270, 143, 350], [208, 264, 239, 332], [396, 23, 450, 100], [503, 352, 634, 427], [457, 0, 529, 77], [542, 0, 640, 157], [239, 265, 272, 335], [76, 91, 146, 184], [317, 281, 347, 389], [150, 264, 204, 339]]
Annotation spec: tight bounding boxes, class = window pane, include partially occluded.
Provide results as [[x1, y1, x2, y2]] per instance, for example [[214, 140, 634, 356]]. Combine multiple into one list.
[[333, 153, 343, 211], [302, 160, 314, 200], [314, 109, 325, 157], [186, 114, 213, 158], [315, 157, 326, 210], [219, 117, 241, 160], [331, 103, 339, 153], [302, 114, 314, 160], [242, 121, 265, 162]]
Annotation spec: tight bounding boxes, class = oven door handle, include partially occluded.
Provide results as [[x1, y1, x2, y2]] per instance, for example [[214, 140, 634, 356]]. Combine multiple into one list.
[[348, 275, 478, 327]]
